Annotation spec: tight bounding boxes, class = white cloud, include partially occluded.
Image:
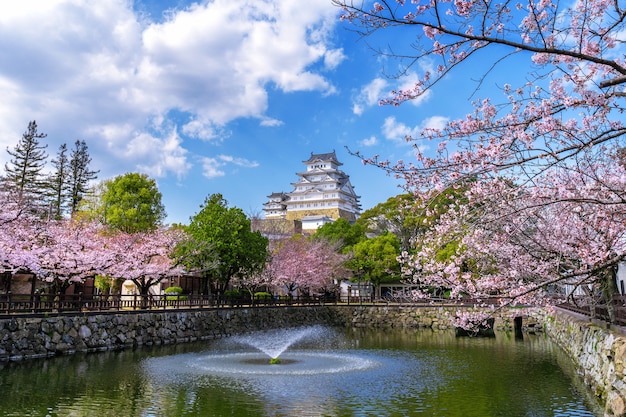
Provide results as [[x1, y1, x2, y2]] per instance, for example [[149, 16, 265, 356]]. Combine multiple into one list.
[[381, 115, 450, 144], [324, 48, 346, 70], [352, 70, 434, 115], [201, 157, 226, 179], [0, 0, 341, 178], [124, 129, 192, 179], [360, 136, 378, 147], [218, 155, 260, 168], [421, 115, 450, 131], [201, 154, 259, 179], [382, 117, 419, 142], [397, 72, 433, 107], [260, 118, 284, 127], [352, 78, 389, 115]]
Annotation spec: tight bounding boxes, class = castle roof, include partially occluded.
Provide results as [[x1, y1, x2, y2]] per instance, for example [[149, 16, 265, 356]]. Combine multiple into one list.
[[302, 151, 341, 165]]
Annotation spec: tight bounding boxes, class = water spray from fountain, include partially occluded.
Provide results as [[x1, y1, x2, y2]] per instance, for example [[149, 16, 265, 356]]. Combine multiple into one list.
[[230, 325, 327, 364]]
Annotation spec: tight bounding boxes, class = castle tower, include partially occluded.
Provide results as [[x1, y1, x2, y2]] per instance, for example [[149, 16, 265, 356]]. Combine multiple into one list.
[[283, 151, 360, 223]]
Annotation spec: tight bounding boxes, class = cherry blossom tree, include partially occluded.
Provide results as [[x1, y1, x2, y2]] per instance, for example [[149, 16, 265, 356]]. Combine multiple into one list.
[[268, 236, 347, 297], [0, 190, 44, 274], [33, 219, 110, 293], [104, 227, 185, 297], [336, 0, 626, 318]]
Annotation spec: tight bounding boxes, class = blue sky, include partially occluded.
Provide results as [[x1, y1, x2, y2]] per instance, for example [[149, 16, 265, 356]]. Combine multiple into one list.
[[0, 0, 519, 224]]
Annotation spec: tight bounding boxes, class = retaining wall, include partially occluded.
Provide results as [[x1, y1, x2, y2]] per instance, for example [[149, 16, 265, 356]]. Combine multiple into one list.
[[544, 308, 626, 417], [1, 305, 624, 415], [0, 305, 540, 361]]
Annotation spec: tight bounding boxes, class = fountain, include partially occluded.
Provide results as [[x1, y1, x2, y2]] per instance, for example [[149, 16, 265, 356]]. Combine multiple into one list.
[[131, 327, 599, 416], [229, 325, 327, 364], [164, 325, 379, 376], [0, 327, 596, 416]]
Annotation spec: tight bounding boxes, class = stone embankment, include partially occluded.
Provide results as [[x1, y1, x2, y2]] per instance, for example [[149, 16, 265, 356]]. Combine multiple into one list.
[[0, 305, 539, 361], [0, 307, 340, 360], [328, 304, 543, 332], [544, 308, 626, 417], [1, 304, 624, 415]]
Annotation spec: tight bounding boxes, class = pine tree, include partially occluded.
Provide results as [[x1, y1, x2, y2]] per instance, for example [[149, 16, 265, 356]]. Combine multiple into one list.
[[46, 143, 69, 219], [4, 121, 48, 204], [67, 140, 98, 215]]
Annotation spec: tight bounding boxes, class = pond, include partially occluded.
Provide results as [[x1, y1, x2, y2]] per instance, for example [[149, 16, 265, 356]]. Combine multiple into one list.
[[0, 326, 601, 417]]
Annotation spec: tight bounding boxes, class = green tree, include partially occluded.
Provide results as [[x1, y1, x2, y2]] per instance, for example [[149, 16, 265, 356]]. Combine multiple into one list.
[[178, 194, 268, 295], [46, 143, 69, 220], [312, 218, 366, 253], [357, 194, 426, 252], [4, 120, 48, 204], [67, 140, 98, 215], [101, 173, 165, 233], [347, 232, 402, 295]]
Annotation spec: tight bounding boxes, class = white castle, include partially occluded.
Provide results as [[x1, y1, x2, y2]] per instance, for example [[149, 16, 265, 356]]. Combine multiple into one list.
[[262, 151, 361, 230]]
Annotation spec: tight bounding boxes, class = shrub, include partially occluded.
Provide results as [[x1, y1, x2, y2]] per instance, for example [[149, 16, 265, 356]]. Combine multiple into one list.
[[164, 286, 183, 294], [254, 292, 272, 300], [224, 289, 241, 299], [165, 286, 187, 301]]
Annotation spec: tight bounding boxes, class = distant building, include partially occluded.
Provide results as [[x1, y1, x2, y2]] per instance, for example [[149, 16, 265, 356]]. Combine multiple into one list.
[[261, 151, 361, 232]]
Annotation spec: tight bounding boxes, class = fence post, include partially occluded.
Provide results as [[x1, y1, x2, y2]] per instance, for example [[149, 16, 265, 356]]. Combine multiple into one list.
[[6, 291, 11, 314]]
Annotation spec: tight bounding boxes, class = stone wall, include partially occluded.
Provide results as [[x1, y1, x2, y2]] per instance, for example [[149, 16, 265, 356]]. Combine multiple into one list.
[[0, 305, 539, 361], [4, 304, 624, 413], [544, 308, 626, 417], [0, 307, 339, 361], [327, 305, 543, 332]]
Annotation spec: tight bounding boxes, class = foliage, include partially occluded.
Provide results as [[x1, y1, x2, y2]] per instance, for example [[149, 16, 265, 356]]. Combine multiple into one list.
[[254, 291, 272, 300], [312, 218, 366, 253], [67, 140, 99, 215], [223, 289, 241, 299], [347, 232, 401, 286], [46, 143, 69, 220], [180, 194, 268, 294], [94, 275, 112, 294], [164, 286, 183, 294], [101, 172, 165, 233], [3, 120, 48, 205], [265, 235, 347, 296], [165, 286, 186, 301], [336, 0, 626, 325]]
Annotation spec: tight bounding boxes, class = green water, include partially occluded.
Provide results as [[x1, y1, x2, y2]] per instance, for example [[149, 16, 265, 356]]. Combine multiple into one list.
[[0, 328, 600, 417]]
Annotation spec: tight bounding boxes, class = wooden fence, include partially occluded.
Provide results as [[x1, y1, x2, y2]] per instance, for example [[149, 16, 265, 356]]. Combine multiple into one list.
[[0, 291, 494, 316], [557, 295, 626, 326], [0, 292, 340, 315], [5, 290, 624, 326]]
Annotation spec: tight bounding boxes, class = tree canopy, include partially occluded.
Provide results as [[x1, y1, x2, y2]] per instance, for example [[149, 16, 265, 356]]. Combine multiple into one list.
[[180, 194, 268, 294], [101, 173, 165, 233], [348, 231, 401, 287], [3, 121, 48, 205], [336, 0, 626, 319], [312, 218, 366, 253]]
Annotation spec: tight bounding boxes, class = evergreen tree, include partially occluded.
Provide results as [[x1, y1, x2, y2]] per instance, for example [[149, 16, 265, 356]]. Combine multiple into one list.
[[4, 121, 48, 203], [67, 140, 98, 214], [46, 143, 69, 219]]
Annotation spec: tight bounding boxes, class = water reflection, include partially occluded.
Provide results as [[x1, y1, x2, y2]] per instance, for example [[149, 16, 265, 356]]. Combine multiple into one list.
[[0, 328, 601, 417]]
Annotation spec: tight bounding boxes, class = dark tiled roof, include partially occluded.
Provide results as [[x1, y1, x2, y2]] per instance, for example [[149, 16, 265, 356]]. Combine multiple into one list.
[[302, 150, 340, 164]]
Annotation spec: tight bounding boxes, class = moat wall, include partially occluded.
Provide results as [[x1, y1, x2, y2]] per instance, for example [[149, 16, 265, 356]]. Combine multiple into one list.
[[544, 308, 626, 417], [0, 305, 541, 361], [0, 305, 623, 415]]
